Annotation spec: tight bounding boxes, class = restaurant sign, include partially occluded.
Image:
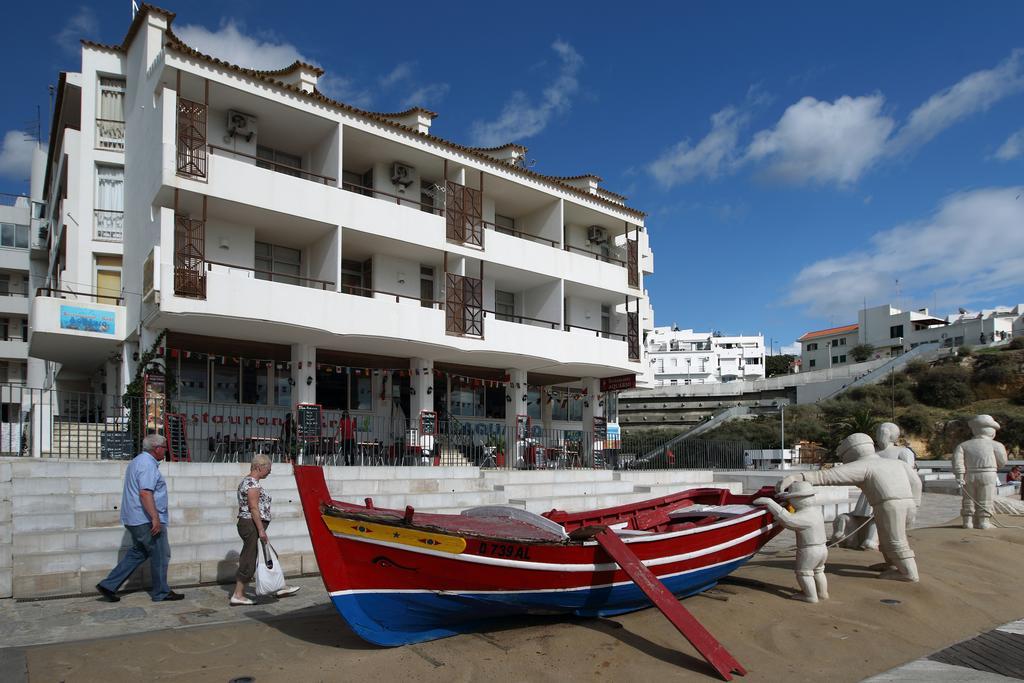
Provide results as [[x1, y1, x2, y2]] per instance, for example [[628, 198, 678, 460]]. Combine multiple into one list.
[[600, 374, 636, 392], [60, 305, 116, 335]]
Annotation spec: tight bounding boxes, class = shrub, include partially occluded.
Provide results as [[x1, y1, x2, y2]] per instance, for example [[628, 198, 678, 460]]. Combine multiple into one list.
[[904, 359, 929, 379], [927, 418, 972, 458], [1009, 337, 1024, 350], [850, 344, 875, 363], [915, 366, 975, 408], [899, 405, 933, 437], [957, 345, 973, 358]]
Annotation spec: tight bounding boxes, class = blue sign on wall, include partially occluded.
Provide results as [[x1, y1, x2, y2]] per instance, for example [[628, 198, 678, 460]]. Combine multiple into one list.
[[60, 305, 116, 335]]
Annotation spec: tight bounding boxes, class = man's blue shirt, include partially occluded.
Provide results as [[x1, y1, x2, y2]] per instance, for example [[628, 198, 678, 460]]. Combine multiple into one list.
[[120, 451, 168, 526]]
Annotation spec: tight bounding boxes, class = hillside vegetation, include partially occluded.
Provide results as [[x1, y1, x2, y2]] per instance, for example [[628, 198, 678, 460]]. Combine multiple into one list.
[[699, 344, 1024, 459]]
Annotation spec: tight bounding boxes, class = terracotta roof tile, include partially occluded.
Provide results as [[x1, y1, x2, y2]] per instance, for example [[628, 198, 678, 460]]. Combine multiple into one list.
[[375, 106, 439, 119], [798, 323, 859, 342]]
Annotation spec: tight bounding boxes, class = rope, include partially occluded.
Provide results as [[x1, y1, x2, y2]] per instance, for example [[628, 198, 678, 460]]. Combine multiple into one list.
[[957, 480, 1024, 530], [758, 514, 876, 556]]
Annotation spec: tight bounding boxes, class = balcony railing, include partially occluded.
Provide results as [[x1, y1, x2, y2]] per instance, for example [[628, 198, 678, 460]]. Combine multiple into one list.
[[564, 323, 628, 342], [0, 289, 28, 298], [482, 220, 559, 248], [209, 145, 336, 186], [35, 286, 124, 306], [483, 309, 560, 329], [94, 209, 124, 242], [563, 243, 627, 267], [341, 181, 443, 215], [205, 260, 335, 290], [96, 119, 125, 151]]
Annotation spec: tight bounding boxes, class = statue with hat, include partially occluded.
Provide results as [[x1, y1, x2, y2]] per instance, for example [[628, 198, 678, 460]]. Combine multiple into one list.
[[952, 414, 1008, 530], [754, 481, 829, 603], [835, 422, 919, 550], [778, 432, 922, 582]]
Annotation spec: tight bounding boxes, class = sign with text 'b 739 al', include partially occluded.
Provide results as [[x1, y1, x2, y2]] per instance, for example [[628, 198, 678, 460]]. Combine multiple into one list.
[[600, 374, 636, 393]]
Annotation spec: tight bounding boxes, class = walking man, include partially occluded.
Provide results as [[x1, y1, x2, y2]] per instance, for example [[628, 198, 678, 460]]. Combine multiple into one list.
[[96, 434, 184, 602]]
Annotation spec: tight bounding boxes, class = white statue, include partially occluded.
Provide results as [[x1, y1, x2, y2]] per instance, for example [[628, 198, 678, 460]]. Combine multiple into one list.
[[779, 432, 922, 582], [835, 422, 919, 549], [754, 481, 829, 603], [952, 414, 1008, 530]]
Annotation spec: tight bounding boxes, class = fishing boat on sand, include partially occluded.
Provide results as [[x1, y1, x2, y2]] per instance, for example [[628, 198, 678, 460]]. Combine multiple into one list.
[[295, 465, 783, 680]]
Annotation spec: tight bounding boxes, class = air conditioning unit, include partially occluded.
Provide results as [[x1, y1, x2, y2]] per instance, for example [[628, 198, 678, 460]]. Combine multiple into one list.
[[391, 162, 416, 193], [587, 225, 607, 244], [226, 110, 257, 142]]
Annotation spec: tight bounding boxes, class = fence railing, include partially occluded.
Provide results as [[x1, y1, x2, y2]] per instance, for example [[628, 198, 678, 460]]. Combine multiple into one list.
[[94, 209, 124, 242], [210, 145, 336, 185], [341, 181, 443, 215], [35, 287, 125, 306], [95, 119, 125, 150]]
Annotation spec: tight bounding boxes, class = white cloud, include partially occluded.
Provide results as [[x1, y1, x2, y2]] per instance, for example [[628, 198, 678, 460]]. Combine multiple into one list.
[[380, 63, 414, 88], [779, 342, 802, 356], [745, 95, 894, 185], [787, 186, 1024, 317], [0, 131, 35, 181], [994, 128, 1024, 160], [400, 83, 450, 109], [176, 20, 310, 71], [54, 6, 99, 54], [891, 49, 1024, 152], [648, 107, 746, 188], [469, 40, 583, 147]]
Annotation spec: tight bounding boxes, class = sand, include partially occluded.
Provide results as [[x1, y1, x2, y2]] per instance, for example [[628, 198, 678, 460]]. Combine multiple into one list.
[[23, 516, 1024, 682]]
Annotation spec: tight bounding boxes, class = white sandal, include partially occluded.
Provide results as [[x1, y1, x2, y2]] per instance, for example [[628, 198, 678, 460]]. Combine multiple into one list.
[[276, 586, 301, 597], [229, 595, 255, 606]]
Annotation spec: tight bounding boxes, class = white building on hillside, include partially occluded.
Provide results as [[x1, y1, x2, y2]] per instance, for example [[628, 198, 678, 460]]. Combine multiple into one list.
[[798, 303, 1022, 369], [27, 5, 654, 458], [646, 327, 765, 386]]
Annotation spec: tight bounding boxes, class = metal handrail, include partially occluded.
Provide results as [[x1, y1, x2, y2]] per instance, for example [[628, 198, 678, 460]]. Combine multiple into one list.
[[564, 323, 628, 342], [208, 145, 337, 185], [0, 290, 28, 298], [93, 208, 124, 214], [563, 243, 627, 267], [482, 219, 560, 248], [340, 283, 444, 309], [341, 180, 444, 215], [35, 286, 124, 305], [482, 308, 560, 329], [205, 259, 336, 290]]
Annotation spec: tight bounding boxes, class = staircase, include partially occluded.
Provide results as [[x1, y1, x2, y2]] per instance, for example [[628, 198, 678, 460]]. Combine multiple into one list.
[[45, 423, 107, 459]]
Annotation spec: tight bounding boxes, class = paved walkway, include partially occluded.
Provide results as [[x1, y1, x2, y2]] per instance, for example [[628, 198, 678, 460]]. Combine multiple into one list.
[[0, 491, 1017, 682]]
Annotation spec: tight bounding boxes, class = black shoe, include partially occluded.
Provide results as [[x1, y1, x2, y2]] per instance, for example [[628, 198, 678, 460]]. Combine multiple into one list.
[[96, 583, 120, 602], [160, 591, 185, 601]]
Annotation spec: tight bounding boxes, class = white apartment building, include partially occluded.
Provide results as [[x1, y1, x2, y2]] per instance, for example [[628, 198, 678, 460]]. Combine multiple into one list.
[[798, 303, 1022, 369], [28, 5, 654, 456], [646, 327, 765, 386]]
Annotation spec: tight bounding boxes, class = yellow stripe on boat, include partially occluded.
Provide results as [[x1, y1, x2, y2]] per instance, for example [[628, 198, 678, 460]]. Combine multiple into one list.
[[322, 515, 467, 554]]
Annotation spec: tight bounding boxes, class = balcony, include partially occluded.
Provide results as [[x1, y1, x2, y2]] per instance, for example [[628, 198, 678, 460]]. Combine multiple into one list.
[[0, 291, 29, 316], [96, 119, 125, 151], [94, 209, 124, 242], [29, 288, 127, 371], [210, 145, 335, 186]]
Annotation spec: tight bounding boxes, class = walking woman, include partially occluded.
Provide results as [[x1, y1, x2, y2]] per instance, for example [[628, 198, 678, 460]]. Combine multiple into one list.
[[231, 454, 300, 605]]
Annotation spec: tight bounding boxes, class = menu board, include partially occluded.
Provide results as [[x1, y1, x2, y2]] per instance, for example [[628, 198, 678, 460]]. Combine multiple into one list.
[[419, 410, 437, 436], [100, 431, 134, 460], [593, 416, 608, 442], [163, 413, 191, 462], [297, 403, 322, 441]]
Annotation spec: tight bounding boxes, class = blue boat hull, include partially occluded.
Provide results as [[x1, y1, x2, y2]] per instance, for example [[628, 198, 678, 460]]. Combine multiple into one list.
[[330, 555, 750, 646]]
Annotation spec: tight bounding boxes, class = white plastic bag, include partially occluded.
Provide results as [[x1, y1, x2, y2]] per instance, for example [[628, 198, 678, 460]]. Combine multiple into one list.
[[255, 540, 286, 596]]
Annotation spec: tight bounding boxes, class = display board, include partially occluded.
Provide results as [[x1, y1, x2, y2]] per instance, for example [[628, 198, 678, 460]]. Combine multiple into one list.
[[143, 372, 166, 434], [100, 431, 134, 460], [419, 410, 437, 436], [163, 413, 191, 462], [297, 403, 322, 441], [593, 416, 608, 442], [600, 374, 636, 393]]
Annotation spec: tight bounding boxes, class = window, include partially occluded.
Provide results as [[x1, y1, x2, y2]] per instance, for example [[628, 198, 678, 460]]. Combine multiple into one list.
[[806, 342, 818, 351], [255, 242, 301, 286], [840, 338, 847, 346], [890, 324, 904, 339], [670, 379, 678, 385], [178, 357, 209, 401], [671, 358, 677, 367], [342, 258, 372, 296], [274, 364, 291, 407], [96, 77, 126, 150], [684, 379, 692, 385], [809, 359, 816, 368], [95, 255, 122, 304], [551, 390, 583, 422], [0, 274, 8, 296], [20, 318, 27, 342], [256, 145, 302, 177], [95, 165, 124, 241], [745, 357, 760, 365], [451, 376, 484, 417], [0, 224, 29, 249], [241, 362, 268, 405], [495, 290, 515, 322], [212, 359, 240, 403], [527, 387, 541, 421], [420, 265, 434, 308], [495, 214, 515, 236], [601, 304, 611, 339], [832, 354, 847, 364]]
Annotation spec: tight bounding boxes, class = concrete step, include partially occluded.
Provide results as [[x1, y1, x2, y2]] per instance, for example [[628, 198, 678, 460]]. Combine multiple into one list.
[[481, 470, 617, 485], [495, 480, 637, 498], [632, 482, 743, 496]]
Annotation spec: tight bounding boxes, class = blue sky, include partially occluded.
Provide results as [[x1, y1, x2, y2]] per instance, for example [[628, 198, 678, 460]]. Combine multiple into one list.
[[1, 1, 1022, 353]]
